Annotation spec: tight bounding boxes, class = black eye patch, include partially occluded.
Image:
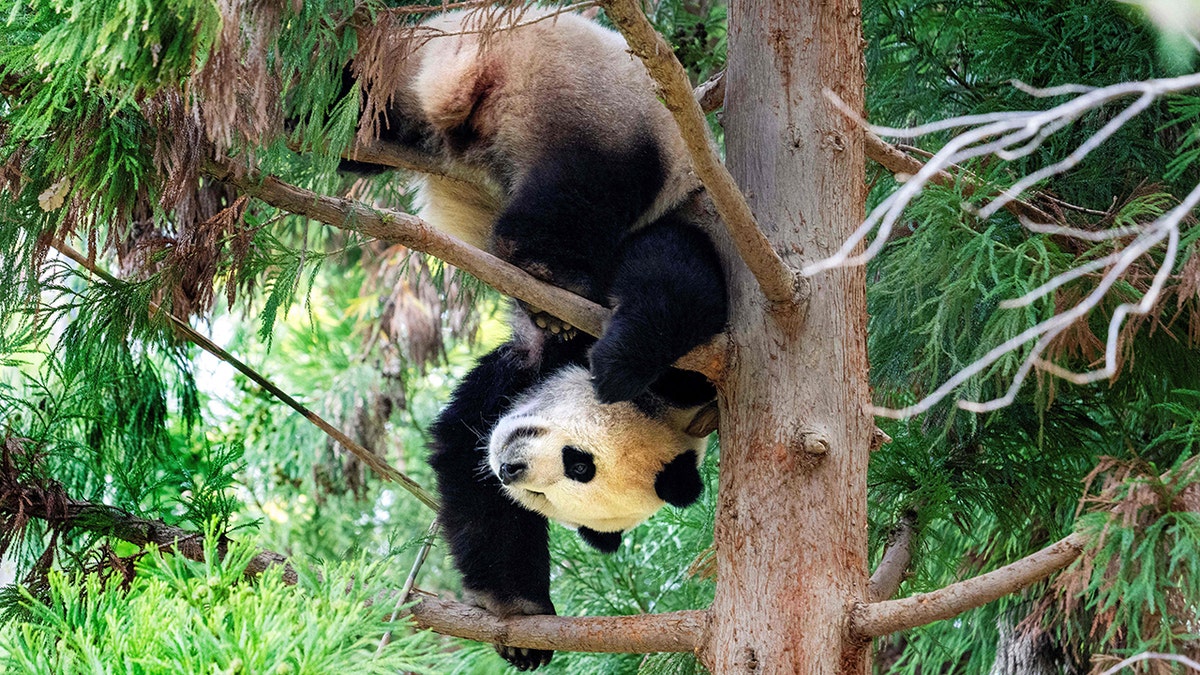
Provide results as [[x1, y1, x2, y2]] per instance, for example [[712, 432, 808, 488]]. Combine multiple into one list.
[[562, 445, 596, 483]]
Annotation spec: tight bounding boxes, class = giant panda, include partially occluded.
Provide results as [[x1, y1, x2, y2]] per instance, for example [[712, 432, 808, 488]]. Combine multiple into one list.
[[428, 318, 713, 670], [344, 7, 728, 670], [347, 5, 729, 404]]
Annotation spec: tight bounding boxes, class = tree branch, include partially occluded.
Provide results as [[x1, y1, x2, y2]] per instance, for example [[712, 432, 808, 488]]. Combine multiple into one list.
[[51, 240, 440, 512], [598, 0, 801, 305], [861, 130, 1055, 226], [409, 597, 708, 653], [202, 158, 725, 380], [0, 472, 296, 583], [851, 532, 1087, 638], [867, 512, 916, 602]]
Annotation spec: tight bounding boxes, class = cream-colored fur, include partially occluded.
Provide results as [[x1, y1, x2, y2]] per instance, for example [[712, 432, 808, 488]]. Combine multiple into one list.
[[488, 366, 706, 533], [391, 8, 699, 235]]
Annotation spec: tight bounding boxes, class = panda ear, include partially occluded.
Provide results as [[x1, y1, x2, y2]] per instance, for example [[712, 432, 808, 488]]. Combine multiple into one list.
[[684, 401, 720, 438], [655, 449, 703, 507], [578, 527, 622, 553]]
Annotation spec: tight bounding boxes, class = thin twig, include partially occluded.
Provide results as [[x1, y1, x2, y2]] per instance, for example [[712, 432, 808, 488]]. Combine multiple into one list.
[[50, 240, 440, 511], [378, 519, 440, 653], [851, 532, 1087, 638], [598, 0, 801, 305], [1095, 652, 1200, 675]]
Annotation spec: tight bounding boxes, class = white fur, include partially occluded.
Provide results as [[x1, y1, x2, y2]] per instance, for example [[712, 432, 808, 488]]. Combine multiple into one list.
[[488, 366, 705, 533]]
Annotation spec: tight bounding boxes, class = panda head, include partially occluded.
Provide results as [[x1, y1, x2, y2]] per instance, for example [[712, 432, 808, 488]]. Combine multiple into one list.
[[488, 365, 709, 546]]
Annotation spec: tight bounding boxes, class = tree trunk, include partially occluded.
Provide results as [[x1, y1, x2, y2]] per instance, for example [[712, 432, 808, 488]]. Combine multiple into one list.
[[702, 1, 869, 673]]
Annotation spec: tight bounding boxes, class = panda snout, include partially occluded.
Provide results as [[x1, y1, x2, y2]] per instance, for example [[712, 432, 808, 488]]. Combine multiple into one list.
[[498, 461, 528, 485]]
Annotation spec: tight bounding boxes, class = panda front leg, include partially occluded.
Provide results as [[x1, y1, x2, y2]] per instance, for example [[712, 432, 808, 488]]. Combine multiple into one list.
[[590, 217, 729, 403], [428, 344, 558, 670], [491, 150, 654, 337]]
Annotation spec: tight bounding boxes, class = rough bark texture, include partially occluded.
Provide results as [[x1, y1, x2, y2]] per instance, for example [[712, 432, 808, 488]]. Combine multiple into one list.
[[703, 1, 870, 673], [410, 598, 708, 653]]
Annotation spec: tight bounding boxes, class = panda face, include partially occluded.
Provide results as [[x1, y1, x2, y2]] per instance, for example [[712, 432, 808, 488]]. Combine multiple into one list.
[[487, 366, 706, 534]]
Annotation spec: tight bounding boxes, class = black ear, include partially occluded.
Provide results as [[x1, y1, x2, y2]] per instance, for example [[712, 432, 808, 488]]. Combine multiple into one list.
[[578, 527, 623, 553], [655, 449, 703, 507]]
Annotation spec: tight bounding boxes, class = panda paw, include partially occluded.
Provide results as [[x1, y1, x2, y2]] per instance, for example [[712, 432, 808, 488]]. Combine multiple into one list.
[[517, 301, 579, 340], [589, 333, 662, 404], [496, 644, 553, 671]]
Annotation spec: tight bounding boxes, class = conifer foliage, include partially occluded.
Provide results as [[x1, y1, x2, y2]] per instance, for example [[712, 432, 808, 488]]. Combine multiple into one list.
[[0, 0, 1198, 673]]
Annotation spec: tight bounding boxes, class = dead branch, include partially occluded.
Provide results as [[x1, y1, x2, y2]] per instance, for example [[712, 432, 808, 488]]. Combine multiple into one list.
[[202, 158, 725, 380], [862, 131, 1055, 225], [867, 512, 916, 602], [803, 74, 1200, 419], [851, 532, 1087, 638], [51, 240, 440, 511], [1096, 653, 1200, 675], [598, 0, 801, 306], [409, 597, 708, 653], [0, 476, 295, 583]]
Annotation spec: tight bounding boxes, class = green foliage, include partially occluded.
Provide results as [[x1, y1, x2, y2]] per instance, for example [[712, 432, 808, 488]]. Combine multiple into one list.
[[2, 0, 1199, 672], [0, 525, 444, 674]]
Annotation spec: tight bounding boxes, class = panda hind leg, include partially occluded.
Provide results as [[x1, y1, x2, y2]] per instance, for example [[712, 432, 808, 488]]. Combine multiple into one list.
[[590, 218, 728, 404]]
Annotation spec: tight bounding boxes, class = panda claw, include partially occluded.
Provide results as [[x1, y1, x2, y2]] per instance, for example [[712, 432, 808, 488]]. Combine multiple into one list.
[[496, 644, 553, 671], [535, 316, 548, 329]]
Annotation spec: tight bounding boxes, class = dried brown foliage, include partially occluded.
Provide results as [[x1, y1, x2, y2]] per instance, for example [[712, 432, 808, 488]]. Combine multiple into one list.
[[1020, 457, 1200, 672], [194, 0, 287, 155]]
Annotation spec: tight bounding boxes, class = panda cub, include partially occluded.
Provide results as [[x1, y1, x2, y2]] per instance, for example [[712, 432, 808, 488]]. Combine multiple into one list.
[[345, 7, 728, 670], [429, 321, 713, 669]]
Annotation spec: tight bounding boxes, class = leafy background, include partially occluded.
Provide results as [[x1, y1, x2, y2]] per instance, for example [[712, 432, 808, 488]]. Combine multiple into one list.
[[0, 0, 1197, 672]]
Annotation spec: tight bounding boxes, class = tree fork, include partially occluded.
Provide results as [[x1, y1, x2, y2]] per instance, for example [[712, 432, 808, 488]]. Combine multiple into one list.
[[702, 0, 871, 673]]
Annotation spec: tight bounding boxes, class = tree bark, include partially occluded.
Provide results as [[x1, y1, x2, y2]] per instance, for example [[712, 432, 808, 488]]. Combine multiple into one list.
[[703, 1, 870, 673]]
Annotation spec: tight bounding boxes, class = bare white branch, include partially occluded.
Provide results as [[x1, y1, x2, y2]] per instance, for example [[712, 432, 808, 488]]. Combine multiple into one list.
[[806, 73, 1200, 277], [872, 181, 1197, 419], [1096, 652, 1200, 675], [812, 74, 1200, 419], [1010, 79, 1098, 97], [1019, 220, 1142, 241]]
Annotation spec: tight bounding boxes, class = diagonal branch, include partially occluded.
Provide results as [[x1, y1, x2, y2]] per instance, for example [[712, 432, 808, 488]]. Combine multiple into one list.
[[597, 0, 801, 305], [851, 532, 1087, 638], [51, 240, 440, 511], [862, 131, 1055, 226], [202, 158, 725, 380]]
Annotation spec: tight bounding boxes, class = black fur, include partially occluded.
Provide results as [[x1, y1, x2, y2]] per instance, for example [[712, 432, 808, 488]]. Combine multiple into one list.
[[654, 449, 704, 508], [590, 216, 728, 403], [492, 136, 666, 305], [428, 337, 588, 621], [577, 527, 623, 553]]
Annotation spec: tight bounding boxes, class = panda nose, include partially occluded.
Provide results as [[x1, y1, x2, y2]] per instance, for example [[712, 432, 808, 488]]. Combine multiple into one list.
[[498, 462, 527, 485]]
